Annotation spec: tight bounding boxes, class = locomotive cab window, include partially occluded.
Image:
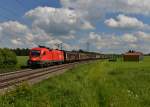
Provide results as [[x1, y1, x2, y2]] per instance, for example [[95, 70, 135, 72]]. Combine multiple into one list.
[[43, 51, 46, 55], [31, 50, 40, 57]]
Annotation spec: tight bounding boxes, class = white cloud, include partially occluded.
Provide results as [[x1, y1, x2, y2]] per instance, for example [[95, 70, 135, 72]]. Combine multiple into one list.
[[105, 14, 149, 29], [60, 34, 75, 40], [11, 39, 23, 45], [57, 1, 150, 53], [86, 32, 122, 50], [0, 1, 149, 53], [122, 34, 138, 43], [25, 6, 93, 36], [0, 21, 29, 37], [81, 21, 95, 30], [84, 32, 150, 53], [0, 21, 72, 49], [135, 31, 150, 41], [61, 0, 150, 16], [61, 0, 103, 23], [89, 32, 102, 42], [0, 21, 32, 48]]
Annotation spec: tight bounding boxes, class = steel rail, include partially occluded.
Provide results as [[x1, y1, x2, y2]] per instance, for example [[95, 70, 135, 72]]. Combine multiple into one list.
[[0, 66, 70, 89], [0, 61, 88, 90], [0, 63, 77, 83]]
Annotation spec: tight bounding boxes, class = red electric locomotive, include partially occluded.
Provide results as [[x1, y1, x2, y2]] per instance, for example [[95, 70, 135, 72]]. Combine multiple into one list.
[[28, 46, 64, 66], [28, 46, 105, 67]]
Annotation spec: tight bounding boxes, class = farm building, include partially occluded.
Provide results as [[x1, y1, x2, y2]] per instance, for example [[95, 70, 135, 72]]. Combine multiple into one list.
[[123, 51, 144, 61]]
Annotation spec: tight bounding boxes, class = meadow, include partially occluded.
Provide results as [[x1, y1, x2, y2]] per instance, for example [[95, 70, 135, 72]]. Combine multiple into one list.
[[0, 56, 150, 107]]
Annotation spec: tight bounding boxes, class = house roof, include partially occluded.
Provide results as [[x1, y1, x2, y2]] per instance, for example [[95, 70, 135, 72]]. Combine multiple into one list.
[[124, 51, 143, 56]]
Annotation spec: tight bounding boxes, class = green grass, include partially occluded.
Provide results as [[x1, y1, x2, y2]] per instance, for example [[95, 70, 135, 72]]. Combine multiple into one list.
[[0, 56, 150, 107]]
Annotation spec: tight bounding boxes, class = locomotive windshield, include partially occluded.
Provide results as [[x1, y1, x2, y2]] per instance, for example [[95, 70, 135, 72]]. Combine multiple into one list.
[[31, 50, 41, 57]]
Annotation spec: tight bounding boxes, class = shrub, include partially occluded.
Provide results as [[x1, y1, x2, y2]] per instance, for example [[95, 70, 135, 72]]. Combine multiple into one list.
[[0, 48, 17, 68], [0, 49, 4, 65]]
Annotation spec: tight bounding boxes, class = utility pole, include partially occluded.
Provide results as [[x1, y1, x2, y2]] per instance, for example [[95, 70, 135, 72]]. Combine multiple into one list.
[[55, 43, 63, 50], [60, 43, 63, 50], [55, 43, 60, 49]]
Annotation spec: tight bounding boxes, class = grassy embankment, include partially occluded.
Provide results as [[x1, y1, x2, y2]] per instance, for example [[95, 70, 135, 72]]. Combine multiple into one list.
[[0, 56, 150, 107], [0, 56, 28, 73]]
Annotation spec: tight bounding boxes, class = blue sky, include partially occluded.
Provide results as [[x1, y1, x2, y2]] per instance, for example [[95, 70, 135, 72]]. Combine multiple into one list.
[[0, 0, 149, 53], [0, 0, 61, 22]]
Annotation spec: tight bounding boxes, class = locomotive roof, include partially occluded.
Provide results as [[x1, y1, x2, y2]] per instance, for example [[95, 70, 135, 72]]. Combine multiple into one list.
[[31, 47, 63, 52], [31, 47, 48, 50]]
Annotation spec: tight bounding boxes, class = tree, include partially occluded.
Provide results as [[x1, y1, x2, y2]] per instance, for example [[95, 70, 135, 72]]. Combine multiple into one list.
[[0, 48, 17, 67]]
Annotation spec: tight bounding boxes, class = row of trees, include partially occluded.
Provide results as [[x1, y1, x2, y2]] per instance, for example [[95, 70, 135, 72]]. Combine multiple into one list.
[[11, 48, 100, 56], [0, 48, 17, 68], [10, 48, 30, 56]]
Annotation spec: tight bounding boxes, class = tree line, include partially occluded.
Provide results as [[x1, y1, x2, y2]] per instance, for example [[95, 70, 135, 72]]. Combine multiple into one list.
[[10, 48, 30, 56]]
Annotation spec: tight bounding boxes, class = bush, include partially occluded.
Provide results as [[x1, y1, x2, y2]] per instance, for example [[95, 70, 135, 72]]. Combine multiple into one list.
[[0, 49, 4, 65], [0, 48, 17, 68]]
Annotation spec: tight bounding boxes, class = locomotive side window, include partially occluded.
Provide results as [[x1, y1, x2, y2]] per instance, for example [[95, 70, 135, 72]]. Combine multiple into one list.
[[31, 50, 40, 57]]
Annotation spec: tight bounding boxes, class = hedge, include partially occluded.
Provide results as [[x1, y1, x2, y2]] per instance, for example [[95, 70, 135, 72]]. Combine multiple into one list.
[[0, 48, 17, 68]]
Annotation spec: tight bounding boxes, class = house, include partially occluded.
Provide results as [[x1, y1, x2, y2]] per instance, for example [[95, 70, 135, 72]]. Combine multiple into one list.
[[123, 50, 144, 61]]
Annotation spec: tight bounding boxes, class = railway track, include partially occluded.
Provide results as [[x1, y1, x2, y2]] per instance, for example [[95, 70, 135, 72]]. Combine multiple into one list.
[[0, 61, 89, 90]]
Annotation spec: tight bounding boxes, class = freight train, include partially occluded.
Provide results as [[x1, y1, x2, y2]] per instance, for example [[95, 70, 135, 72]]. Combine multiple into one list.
[[28, 46, 106, 67]]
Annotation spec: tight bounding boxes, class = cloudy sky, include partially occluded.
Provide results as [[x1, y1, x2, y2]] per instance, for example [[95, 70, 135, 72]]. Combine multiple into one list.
[[0, 0, 150, 54]]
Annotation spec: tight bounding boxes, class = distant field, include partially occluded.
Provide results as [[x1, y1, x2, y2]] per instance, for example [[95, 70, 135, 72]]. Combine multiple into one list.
[[0, 56, 150, 107]]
